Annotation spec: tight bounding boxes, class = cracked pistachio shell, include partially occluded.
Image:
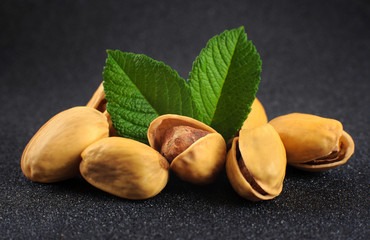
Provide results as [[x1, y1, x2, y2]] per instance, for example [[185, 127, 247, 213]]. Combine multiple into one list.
[[21, 107, 109, 183], [241, 98, 268, 130], [86, 82, 117, 136], [269, 113, 355, 172], [148, 114, 226, 185], [80, 137, 169, 200], [226, 124, 287, 201]]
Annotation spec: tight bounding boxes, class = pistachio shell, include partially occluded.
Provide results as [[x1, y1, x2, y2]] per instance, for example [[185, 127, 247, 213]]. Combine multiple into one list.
[[148, 114, 217, 150], [269, 113, 355, 171], [86, 82, 107, 112], [148, 114, 226, 185], [86, 82, 117, 136], [170, 132, 227, 184], [241, 98, 268, 130], [21, 107, 109, 183], [80, 137, 169, 200], [226, 124, 287, 201]]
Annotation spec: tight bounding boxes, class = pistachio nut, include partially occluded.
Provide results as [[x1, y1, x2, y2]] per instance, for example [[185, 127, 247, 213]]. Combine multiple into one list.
[[226, 98, 268, 150], [86, 82, 107, 112], [226, 124, 287, 201], [241, 98, 268, 130], [21, 107, 109, 183], [86, 82, 116, 136], [269, 113, 355, 171], [80, 137, 169, 200], [147, 114, 227, 185]]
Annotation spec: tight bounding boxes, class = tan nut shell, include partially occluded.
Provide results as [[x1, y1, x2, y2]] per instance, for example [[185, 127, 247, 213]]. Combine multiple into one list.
[[241, 98, 268, 130], [269, 113, 355, 171], [80, 137, 169, 200], [86, 82, 117, 136], [86, 82, 107, 112], [148, 114, 226, 185], [226, 124, 287, 201], [21, 107, 109, 183]]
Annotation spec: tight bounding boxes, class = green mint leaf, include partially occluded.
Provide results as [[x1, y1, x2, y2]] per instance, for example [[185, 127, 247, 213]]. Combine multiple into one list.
[[103, 50, 195, 144], [188, 26, 262, 140]]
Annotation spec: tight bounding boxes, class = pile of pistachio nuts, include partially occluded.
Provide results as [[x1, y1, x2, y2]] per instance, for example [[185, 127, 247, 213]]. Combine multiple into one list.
[[21, 83, 355, 201]]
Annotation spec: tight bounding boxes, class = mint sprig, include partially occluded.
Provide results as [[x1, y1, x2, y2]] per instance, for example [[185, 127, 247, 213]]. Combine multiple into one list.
[[103, 27, 261, 143], [103, 51, 196, 143], [188, 26, 262, 140]]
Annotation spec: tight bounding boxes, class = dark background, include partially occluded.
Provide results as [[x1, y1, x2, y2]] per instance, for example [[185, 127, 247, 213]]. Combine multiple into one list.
[[1, 0, 369, 239]]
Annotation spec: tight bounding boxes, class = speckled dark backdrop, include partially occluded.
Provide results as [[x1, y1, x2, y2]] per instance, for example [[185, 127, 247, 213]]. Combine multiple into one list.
[[1, 0, 369, 239]]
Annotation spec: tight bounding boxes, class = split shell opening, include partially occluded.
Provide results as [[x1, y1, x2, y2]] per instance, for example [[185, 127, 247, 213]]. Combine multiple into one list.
[[226, 124, 287, 201], [148, 114, 227, 185]]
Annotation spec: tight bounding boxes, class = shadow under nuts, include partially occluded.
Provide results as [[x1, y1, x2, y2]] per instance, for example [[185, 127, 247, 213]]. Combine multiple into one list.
[[80, 137, 169, 200], [21, 107, 109, 183], [226, 124, 287, 201], [148, 114, 226, 185], [269, 113, 355, 172]]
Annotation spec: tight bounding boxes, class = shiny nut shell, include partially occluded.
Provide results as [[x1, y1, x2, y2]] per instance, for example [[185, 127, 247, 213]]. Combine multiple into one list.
[[21, 107, 109, 183], [289, 131, 355, 172], [80, 137, 169, 200], [86, 82, 107, 112], [148, 114, 226, 185], [241, 98, 268, 130], [86, 81, 116, 136], [226, 124, 287, 201], [269, 113, 355, 171]]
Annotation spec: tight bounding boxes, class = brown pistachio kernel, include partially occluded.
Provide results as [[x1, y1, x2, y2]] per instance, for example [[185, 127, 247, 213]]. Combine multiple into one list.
[[148, 114, 226, 185], [160, 125, 210, 162]]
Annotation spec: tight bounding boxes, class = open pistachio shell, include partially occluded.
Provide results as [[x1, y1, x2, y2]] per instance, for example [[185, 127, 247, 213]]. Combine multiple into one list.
[[226, 124, 287, 201], [80, 137, 169, 200], [21, 107, 109, 183], [86, 82, 107, 112], [241, 98, 268, 130], [269, 113, 355, 172], [86, 82, 117, 136], [148, 114, 226, 185]]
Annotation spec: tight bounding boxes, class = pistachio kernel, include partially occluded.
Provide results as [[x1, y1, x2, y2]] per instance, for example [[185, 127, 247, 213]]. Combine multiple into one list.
[[160, 125, 210, 162]]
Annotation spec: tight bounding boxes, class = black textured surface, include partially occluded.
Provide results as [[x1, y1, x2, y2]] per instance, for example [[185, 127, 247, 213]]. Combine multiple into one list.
[[1, 0, 369, 239]]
